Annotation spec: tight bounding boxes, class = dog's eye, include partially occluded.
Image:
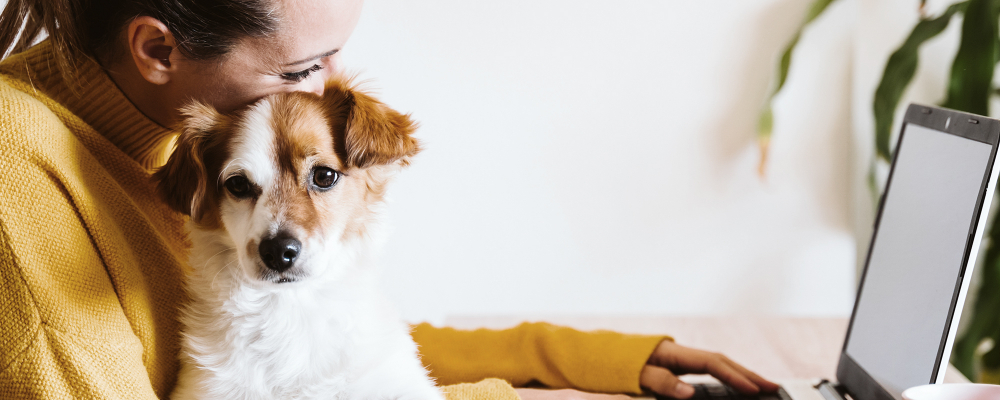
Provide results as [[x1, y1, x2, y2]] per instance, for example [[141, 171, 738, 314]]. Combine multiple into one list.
[[225, 176, 254, 198], [312, 167, 340, 190]]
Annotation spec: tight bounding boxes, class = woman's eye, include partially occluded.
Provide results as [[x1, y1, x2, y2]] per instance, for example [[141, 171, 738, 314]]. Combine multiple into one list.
[[312, 167, 340, 189], [225, 176, 254, 198], [281, 64, 323, 83]]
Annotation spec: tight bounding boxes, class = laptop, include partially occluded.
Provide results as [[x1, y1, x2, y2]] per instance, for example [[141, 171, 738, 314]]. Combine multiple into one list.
[[655, 104, 1000, 400]]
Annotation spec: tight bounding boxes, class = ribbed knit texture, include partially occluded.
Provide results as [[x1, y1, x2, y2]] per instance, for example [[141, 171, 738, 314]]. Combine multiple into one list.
[[1, 44, 176, 170], [0, 41, 668, 399], [442, 379, 521, 400]]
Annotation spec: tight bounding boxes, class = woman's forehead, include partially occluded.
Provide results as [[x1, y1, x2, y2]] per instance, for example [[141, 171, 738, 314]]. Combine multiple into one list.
[[267, 0, 364, 65]]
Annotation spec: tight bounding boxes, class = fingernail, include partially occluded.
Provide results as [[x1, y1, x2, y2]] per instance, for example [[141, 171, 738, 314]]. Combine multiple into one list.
[[675, 382, 695, 398]]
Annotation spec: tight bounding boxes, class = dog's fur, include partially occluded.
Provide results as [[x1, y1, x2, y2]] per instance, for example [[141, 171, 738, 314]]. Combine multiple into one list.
[[154, 76, 443, 400]]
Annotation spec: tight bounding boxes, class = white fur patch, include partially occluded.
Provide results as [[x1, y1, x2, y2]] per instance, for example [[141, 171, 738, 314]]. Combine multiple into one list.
[[226, 99, 278, 193]]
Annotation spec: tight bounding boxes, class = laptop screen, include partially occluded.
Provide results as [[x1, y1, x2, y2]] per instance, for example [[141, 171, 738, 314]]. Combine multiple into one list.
[[844, 123, 993, 397]]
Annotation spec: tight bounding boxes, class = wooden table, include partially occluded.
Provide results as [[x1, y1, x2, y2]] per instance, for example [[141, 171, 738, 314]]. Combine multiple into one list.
[[445, 315, 969, 395]]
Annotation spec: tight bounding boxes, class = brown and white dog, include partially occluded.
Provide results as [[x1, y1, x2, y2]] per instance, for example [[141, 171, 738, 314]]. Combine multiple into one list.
[[154, 76, 443, 400]]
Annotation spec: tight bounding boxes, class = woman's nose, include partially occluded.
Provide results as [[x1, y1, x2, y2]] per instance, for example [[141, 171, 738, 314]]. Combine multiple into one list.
[[304, 53, 344, 96], [324, 52, 344, 76], [305, 78, 325, 96]]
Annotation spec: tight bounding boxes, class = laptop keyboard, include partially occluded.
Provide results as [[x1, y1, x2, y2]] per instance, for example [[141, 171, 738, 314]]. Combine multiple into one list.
[[653, 383, 792, 400]]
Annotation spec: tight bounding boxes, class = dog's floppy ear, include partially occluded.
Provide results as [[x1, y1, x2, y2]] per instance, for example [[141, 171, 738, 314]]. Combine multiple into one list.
[[324, 77, 420, 168], [153, 101, 228, 223]]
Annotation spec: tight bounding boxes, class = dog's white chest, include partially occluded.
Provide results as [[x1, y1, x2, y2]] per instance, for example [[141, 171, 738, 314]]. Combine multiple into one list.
[[171, 278, 441, 400]]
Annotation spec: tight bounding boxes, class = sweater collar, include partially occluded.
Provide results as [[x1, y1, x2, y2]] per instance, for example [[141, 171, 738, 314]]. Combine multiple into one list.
[[0, 41, 176, 170]]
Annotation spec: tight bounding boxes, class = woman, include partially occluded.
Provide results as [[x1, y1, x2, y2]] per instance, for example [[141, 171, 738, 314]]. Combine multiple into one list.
[[0, 0, 778, 398]]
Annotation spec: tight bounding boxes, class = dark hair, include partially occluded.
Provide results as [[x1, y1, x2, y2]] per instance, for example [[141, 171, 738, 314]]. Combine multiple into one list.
[[0, 0, 279, 82]]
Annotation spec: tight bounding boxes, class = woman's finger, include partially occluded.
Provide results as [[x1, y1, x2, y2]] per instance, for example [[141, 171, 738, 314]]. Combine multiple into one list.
[[723, 357, 780, 392], [703, 356, 759, 394], [648, 341, 778, 394], [640, 364, 696, 399]]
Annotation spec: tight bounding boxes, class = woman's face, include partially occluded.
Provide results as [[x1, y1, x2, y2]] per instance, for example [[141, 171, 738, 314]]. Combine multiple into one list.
[[166, 0, 365, 114]]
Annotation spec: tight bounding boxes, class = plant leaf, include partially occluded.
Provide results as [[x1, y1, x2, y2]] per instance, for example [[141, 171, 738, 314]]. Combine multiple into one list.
[[940, 0, 1000, 115], [756, 0, 838, 176], [872, 2, 966, 162]]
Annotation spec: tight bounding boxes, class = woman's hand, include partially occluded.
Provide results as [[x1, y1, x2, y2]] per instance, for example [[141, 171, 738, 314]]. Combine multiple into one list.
[[641, 340, 780, 399], [514, 388, 630, 400]]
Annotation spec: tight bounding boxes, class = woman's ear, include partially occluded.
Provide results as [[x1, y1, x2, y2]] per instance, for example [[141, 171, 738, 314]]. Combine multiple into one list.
[[127, 16, 180, 85], [152, 101, 227, 223]]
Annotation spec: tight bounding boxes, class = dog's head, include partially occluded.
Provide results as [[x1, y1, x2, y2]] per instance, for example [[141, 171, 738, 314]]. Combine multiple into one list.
[[153, 76, 419, 284]]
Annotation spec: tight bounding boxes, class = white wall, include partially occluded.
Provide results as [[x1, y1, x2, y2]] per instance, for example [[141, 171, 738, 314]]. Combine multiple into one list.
[[0, 0, 892, 323], [345, 0, 860, 323]]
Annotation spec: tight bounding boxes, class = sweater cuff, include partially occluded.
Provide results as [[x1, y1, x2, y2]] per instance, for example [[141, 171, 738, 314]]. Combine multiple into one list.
[[441, 378, 521, 400], [589, 332, 671, 395]]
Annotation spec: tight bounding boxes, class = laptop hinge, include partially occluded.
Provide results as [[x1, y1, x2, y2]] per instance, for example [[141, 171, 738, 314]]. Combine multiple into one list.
[[815, 379, 849, 400]]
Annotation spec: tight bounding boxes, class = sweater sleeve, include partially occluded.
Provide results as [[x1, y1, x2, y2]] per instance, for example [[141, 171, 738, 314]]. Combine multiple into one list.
[[0, 89, 160, 399], [413, 322, 671, 395], [0, 215, 159, 399]]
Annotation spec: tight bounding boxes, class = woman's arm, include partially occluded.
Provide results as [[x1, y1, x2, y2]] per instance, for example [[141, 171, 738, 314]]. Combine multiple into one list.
[[0, 81, 171, 398], [412, 321, 667, 394], [414, 322, 779, 400], [0, 200, 159, 399]]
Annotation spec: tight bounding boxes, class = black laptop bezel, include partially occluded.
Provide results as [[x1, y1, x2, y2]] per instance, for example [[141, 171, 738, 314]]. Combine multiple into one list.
[[835, 104, 1000, 400]]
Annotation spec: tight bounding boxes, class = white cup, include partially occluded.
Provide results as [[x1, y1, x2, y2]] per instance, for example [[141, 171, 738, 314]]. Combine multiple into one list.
[[902, 383, 1000, 400]]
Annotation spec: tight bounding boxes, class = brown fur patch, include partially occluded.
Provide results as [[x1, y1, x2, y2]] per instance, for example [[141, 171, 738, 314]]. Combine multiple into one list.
[[153, 101, 234, 230], [321, 76, 421, 169], [265, 93, 339, 235], [245, 239, 258, 262]]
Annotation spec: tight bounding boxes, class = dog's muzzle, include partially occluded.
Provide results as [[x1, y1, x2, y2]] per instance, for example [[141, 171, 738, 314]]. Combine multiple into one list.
[[258, 234, 302, 273]]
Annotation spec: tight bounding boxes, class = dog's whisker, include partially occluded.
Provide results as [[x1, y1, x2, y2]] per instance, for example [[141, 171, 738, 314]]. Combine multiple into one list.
[[211, 258, 239, 290], [202, 247, 235, 269], [202, 247, 235, 290]]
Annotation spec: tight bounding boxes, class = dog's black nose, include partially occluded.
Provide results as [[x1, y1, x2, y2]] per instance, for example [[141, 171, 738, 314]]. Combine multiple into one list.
[[258, 235, 301, 272]]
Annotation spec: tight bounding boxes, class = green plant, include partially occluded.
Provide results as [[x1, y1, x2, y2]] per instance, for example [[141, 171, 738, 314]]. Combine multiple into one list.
[[761, 0, 1000, 381], [756, 0, 836, 175]]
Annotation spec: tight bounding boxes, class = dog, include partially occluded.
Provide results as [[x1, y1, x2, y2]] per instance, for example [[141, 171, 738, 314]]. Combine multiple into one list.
[[153, 76, 444, 400]]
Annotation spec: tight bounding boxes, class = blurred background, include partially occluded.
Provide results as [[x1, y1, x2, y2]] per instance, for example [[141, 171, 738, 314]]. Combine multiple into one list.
[[343, 0, 970, 324]]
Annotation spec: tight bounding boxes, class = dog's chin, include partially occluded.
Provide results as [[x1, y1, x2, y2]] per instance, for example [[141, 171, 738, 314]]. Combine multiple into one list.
[[254, 266, 306, 285], [262, 273, 301, 285]]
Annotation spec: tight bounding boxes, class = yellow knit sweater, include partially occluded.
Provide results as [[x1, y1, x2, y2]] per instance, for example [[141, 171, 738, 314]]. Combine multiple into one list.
[[0, 41, 667, 399]]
